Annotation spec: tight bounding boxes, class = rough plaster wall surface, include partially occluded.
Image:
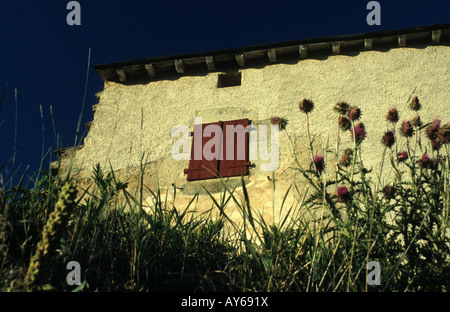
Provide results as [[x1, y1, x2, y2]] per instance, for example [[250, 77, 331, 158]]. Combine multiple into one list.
[[69, 45, 450, 223]]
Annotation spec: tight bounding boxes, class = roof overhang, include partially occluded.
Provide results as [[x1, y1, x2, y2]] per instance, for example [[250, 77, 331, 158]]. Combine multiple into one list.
[[93, 23, 450, 83]]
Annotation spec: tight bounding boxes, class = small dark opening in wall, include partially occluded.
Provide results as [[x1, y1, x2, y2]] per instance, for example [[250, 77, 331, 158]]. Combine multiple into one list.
[[217, 72, 241, 88]]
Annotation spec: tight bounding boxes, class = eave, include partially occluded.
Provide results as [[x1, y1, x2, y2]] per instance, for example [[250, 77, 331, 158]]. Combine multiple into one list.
[[93, 23, 450, 83]]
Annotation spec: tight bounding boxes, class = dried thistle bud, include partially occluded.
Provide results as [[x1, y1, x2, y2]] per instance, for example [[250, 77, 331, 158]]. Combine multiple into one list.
[[278, 118, 288, 130], [339, 116, 351, 131], [382, 185, 396, 200], [334, 102, 349, 115], [426, 118, 441, 140], [271, 117, 288, 130], [431, 138, 442, 151], [270, 117, 281, 125], [381, 130, 395, 148], [411, 115, 422, 127], [339, 150, 352, 167], [409, 96, 421, 111], [299, 98, 314, 114], [399, 120, 414, 137], [386, 108, 399, 124], [348, 106, 362, 121], [437, 123, 450, 144], [343, 148, 353, 157]]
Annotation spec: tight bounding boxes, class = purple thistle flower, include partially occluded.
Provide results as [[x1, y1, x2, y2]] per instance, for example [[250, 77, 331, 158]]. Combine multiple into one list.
[[337, 186, 350, 203], [313, 154, 325, 173], [418, 154, 434, 169], [351, 123, 367, 144], [397, 151, 408, 163]]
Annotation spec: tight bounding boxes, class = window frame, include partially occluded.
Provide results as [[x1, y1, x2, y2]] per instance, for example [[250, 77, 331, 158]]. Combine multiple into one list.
[[184, 118, 251, 181]]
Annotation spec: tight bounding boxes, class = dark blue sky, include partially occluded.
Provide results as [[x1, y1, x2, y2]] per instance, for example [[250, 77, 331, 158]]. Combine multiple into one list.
[[1, 0, 449, 184]]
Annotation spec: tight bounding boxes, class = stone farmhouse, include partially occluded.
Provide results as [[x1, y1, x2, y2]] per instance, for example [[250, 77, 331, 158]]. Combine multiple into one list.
[[53, 23, 450, 224]]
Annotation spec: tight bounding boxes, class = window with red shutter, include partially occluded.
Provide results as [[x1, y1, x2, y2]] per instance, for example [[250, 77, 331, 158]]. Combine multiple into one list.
[[184, 121, 222, 181], [219, 118, 250, 178], [184, 118, 251, 181]]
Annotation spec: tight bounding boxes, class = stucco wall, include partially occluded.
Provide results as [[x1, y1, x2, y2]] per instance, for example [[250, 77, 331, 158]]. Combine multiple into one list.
[[64, 45, 450, 224]]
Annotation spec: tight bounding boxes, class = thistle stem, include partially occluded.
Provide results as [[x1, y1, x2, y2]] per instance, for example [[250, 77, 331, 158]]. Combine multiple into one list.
[[350, 121, 357, 191], [335, 118, 341, 193], [366, 145, 387, 291], [306, 113, 314, 165]]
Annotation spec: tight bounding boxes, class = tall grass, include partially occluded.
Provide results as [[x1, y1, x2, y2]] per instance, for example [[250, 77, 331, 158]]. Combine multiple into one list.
[[0, 88, 449, 291]]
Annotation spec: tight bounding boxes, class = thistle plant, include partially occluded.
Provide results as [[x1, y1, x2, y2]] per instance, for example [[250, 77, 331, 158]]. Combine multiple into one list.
[[299, 98, 315, 165], [24, 182, 78, 291], [290, 96, 449, 291], [271, 116, 288, 130]]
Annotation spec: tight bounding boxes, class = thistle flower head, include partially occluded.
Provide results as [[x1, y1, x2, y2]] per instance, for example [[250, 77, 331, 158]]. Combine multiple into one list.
[[334, 102, 349, 115], [426, 118, 441, 140], [411, 115, 422, 127], [397, 151, 408, 163], [386, 108, 399, 124], [271, 117, 288, 130], [381, 130, 395, 148], [351, 123, 367, 144], [299, 98, 314, 114], [355, 122, 365, 129], [313, 154, 325, 173], [409, 96, 421, 111], [348, 106, 362, 121], [339, 116, 351, 131], [418, 154, 434, 169], [337, 186, 350, 203], [339, 148, 353, 167], [339, 154, 351, 167], [382, 185, 396, 200], [270, 117, 281, 125], [399, 120, 414, 137], [343, 148, 353, 157], [438, 123, 450, 144], [431, 138, 442, 151], [278, 118, 288, 130]]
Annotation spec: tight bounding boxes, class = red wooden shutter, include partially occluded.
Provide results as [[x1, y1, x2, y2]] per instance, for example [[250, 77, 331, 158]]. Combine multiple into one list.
[[184, 121, 222, 181], [219, 118, 250, 178]]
